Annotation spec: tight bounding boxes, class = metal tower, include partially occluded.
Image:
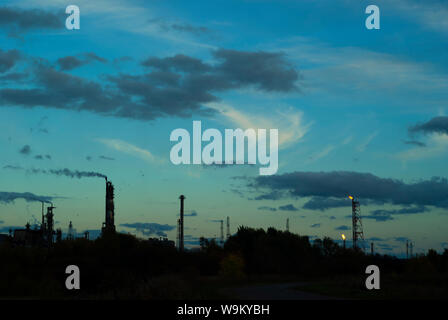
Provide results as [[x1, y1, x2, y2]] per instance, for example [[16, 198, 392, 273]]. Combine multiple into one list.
[[349, 195, 365, 250], [226, 216, 230, 240]]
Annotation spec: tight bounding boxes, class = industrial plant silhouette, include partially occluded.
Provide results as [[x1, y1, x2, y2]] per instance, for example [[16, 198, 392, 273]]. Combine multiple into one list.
[[0, 178, 447, 299]]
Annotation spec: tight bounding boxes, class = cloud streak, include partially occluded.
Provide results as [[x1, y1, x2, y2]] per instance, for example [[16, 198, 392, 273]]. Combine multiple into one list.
[[96, 138, 158, 163]]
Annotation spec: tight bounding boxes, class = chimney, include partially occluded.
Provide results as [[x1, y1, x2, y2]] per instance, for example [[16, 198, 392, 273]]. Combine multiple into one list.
[[179, 195, 185, 252]]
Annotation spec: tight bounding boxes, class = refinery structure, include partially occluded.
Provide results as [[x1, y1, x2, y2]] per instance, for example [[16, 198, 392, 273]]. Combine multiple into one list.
[[2, 178, 179, 248], [4, 178, 120, 247], [1, 177, 385, 254]]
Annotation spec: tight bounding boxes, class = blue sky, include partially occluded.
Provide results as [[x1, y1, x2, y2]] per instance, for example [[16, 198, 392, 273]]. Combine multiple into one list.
[[0, 0, 448, 256]]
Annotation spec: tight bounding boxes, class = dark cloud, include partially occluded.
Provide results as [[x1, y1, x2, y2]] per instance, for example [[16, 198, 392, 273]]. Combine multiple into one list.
[[142, 54, 211, 73], [335, 225, 350, 231], [366, 237, 385, 242], [213, 49, 300, 92], [0, 191, 54, 204], [3, 165, 22, 170], [364, 205, 428, 222], [99, 155, 115, 161], [403, 140, 426, 147], [0, 225, 24, 233], [373, 205, 428, 216], [0, 49, 20, 73], [170, 23, 209, 35], [0, 49, 299, 121], [183, 235, 201, 246], [57, 53, 107, 71], [148, 18, 210, 36], [57, 56, 84, 71], [0, 7, 63, 34], [363, 213, 394, 222], [278, 204, 299, 211], [257, 206, 277, 212], [302, 197, 351, 211], [393, 237, 410, 243], [0, 72, 27, 82], [310, 223, 321, 228], [81, 229, 102, 240], [376, 243, 394, 251], [178, 210, 198, 217], [113, 56, 133, 64], [247, 171, 448, 208], [120, 222, 175, 237], [34, 154, 51, 160], [1, 62, 150, 123], [409, 116, 448, 135], [19, 145, 31, 155], [185, 210, 198, 217]]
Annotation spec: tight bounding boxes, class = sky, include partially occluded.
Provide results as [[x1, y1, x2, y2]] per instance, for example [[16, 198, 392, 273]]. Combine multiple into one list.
[[0, 0, 447, 256]]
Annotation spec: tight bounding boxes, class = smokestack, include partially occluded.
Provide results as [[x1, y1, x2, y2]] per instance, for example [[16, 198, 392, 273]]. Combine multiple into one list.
[[179, 195, 185, 252], [102, 180, 116, 234], [220, 220, 224, 245], [41, 201, 45, 230], [226, 216, 230, 240]]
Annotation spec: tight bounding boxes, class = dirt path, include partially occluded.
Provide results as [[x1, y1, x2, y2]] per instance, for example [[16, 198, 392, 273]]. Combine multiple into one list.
[[224, 282, 339, 300]]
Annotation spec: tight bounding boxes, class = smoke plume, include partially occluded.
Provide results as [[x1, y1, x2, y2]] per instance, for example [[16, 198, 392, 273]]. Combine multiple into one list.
[[0, 191, 53, 204], [3, 165, 107, 180]]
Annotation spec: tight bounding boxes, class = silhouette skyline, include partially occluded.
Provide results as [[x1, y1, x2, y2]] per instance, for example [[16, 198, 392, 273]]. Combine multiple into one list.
[[1, 0, 448, 257]]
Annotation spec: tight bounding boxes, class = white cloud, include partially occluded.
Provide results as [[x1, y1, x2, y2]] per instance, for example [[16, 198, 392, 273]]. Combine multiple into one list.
[[206, 102, 312, 150], [22, 0, 216, 49], [396, 133, 448, 162], [357, 131, 379, 152], [307, 145, 336, 163], [96, 138, 161, 163], [393, 0, 448, 34], [274, 37, 448, 104]]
